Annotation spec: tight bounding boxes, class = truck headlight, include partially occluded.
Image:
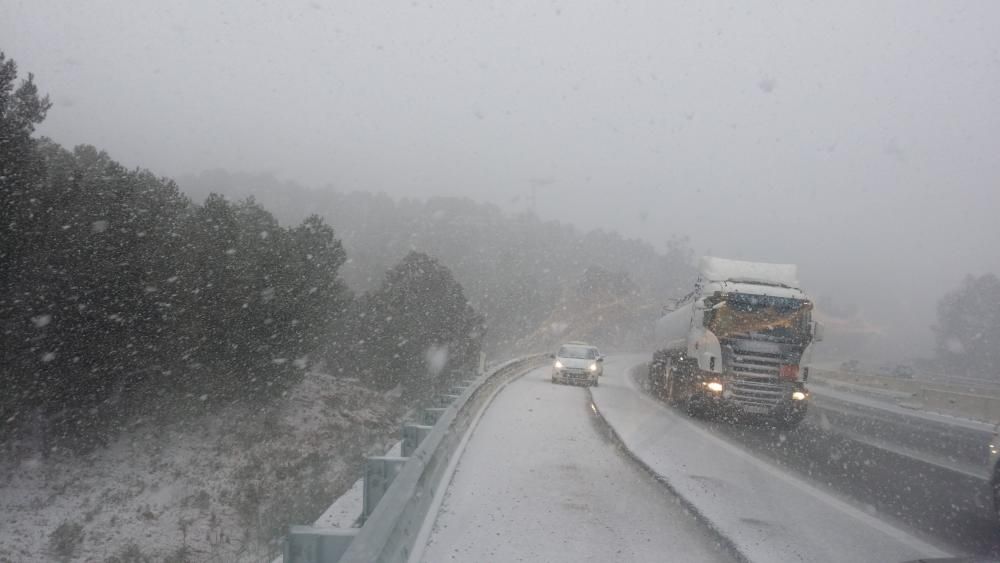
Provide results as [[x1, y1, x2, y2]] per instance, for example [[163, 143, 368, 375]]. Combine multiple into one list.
[[554, 360, 564, 369], [589, 363, 598, 372], [706, 381, 723, 392], [792, 391, 807, 401]]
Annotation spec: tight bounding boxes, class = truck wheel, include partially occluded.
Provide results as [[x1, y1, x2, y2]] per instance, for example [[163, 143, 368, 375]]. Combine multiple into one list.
[[647, 362, 663, 393], [665, 374, 680, 406], [666, 363, 692, 408], [685, 394, 707, 418]]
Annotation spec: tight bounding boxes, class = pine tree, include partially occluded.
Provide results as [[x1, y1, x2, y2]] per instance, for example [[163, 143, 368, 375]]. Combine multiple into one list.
[[355, 252, 484, 395]]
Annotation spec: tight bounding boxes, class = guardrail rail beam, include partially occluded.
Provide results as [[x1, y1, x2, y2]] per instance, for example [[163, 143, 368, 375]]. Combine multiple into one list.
[[284, 526, 358, 563], [401, 424, 434, 457]]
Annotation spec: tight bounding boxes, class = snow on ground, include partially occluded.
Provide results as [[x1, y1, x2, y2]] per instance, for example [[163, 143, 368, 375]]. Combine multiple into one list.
[[590, 356, 954, 563], [0, 371, 401, 562], [421, 364, 736, 563]]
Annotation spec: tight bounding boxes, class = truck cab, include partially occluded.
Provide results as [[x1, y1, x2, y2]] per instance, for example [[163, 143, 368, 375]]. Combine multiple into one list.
[[650, 257, 823, 428]]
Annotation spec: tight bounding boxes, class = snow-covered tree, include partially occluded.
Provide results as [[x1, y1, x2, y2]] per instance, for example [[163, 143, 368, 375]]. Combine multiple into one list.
[[353, 252, 484, 395], [934, 273, 1000, 378]]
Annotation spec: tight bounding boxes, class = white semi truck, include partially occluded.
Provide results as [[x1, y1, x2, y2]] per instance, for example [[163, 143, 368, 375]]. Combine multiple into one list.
[[649, 257, 823, 428]]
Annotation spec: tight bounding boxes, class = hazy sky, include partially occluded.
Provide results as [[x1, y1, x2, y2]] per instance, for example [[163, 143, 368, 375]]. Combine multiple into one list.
[[4, 0, 1000, 357]]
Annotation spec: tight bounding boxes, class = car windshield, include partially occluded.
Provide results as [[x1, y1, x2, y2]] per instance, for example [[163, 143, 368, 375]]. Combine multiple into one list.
[[558, 346, 597, 359], [2, 3, 998, 562]]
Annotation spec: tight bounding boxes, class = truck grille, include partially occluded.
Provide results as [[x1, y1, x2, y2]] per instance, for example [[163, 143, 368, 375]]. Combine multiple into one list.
[[727, 347, 792, 411]]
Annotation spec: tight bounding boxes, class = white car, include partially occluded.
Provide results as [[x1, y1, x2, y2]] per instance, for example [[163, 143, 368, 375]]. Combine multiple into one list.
[[551, 343, 604, 387]]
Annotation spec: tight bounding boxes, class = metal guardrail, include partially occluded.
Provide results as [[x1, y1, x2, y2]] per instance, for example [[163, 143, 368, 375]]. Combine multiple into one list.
[[810, 368, 920, 394], [285, 354, 546, 563], [811, 368, 1000, 423], [921, 388, 1000, 423]]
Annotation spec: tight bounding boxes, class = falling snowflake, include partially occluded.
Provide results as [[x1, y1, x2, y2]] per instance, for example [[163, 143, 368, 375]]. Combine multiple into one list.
[[426, 345, 449, 376]]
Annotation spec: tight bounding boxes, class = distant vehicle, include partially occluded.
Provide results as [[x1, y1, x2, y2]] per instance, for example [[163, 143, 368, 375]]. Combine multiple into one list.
[[840, 359, 861, 373], [648, 257, 823, 428], [890, 364, 915, 379], [551, 342, 604, 387]]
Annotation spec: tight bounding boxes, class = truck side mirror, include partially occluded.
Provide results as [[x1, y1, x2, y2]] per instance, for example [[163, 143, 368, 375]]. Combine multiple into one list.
[[662, 298, 681, 314], [812, 321, 825, 343]]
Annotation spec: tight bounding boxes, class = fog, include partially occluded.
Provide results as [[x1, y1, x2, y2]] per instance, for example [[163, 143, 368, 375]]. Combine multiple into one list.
[[4, 0, 999, 360]]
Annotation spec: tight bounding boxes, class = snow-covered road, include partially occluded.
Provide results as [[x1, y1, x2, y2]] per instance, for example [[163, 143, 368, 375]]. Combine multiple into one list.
[[420, 360, 736, 563]]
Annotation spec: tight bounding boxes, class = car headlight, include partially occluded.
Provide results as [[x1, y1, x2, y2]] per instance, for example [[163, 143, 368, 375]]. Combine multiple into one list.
[[706, 381, 723, 392], [554, 360, 564, 369], [589, 363, 598, 372], [792, 391, 807, 401]]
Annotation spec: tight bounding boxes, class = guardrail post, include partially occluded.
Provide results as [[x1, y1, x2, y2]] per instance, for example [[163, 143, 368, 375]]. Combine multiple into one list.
[[401, 424, 434, 457], [283, 526, 358, 563], [422, 407, 447, 426], [362, 456, 407, 523], [435, 393, 461, 407]]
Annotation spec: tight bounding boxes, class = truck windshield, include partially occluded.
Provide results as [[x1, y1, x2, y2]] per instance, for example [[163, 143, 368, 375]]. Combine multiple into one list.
[[706, 293, 812, 342]]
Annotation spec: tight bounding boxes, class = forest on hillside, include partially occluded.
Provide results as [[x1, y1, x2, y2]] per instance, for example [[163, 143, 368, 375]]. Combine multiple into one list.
[[0, 54, 483, 452], [179, 170, 698, 354]]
